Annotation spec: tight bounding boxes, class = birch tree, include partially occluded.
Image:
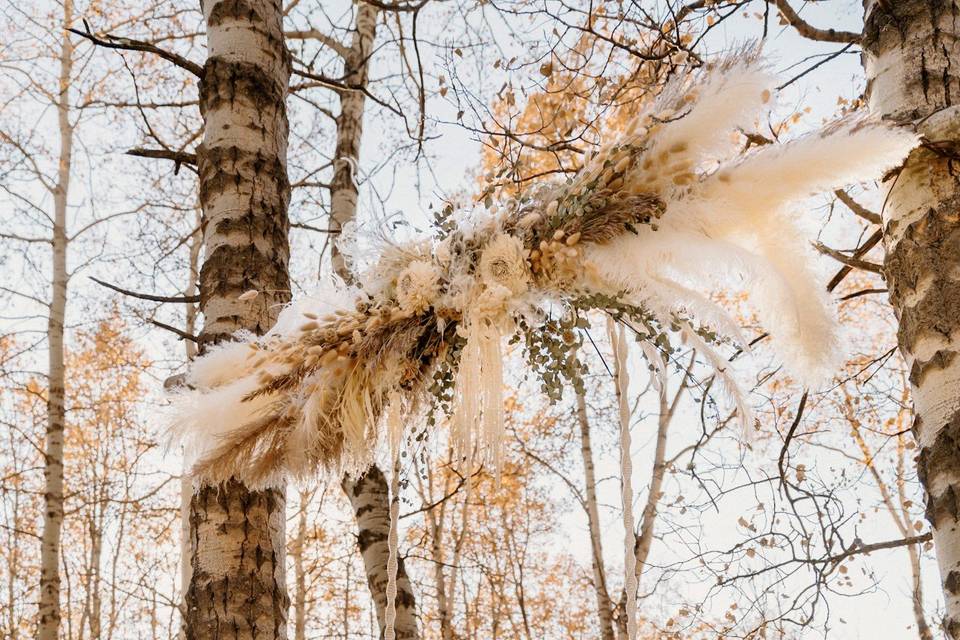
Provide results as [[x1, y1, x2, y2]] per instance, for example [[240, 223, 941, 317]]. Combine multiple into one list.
[[39, 3, 74, 635], [184, 0, 291, 637], [288, 3, 422, 634], [861, 1, 960, 635], [751, 0, 960, 631]]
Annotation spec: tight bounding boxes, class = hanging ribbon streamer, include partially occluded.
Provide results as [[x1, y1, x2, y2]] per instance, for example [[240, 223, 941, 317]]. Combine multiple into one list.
[[609, 318, 638, 640], [384, 393, 402, 640]]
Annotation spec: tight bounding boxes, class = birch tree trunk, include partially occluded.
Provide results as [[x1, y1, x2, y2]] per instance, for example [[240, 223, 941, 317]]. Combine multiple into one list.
[[184, 0, 291, 637], [862, 1, 960, 635], [576, 391, 616, 640], [327, 4, 420, 637], [292, 489, 310, 640], [38, 3, 74, 637], [328, 1, 378, 278], [342, 466, 420, 639]]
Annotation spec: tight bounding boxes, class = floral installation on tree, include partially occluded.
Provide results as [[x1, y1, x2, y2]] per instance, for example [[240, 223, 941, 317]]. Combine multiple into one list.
[[170, 56, 917, 489]]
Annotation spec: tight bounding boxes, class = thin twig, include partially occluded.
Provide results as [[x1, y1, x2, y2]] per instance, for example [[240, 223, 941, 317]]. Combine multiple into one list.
[[146, 318, 200, 343]]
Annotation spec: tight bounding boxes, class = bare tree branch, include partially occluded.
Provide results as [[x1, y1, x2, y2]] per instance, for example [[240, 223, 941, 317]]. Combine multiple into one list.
[[90, 276, 200, 303], [815, 240, 883, 275], [767, 0, 861, 44], [126, 147, 197, 166], [145, 317, 200, 343], [835, 189, 881, 225], [68, 22, 204, 77], [826, 229, 884, 292]]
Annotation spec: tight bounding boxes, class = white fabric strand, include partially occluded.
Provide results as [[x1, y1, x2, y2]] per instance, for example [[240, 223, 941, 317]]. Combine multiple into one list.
[[384, 397, 402, 640]]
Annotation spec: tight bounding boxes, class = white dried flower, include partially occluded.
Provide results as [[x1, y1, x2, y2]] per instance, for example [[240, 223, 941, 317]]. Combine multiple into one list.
[[443, 273, 477, 312], [474, 283, 513, 319], [395, 260, 441, 314], [479, 234, 529, 295], [435, 237, 452, 265]]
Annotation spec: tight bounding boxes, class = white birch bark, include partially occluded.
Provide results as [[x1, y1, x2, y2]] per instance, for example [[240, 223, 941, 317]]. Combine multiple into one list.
[[329, 2, 378, 278], [863, 1, 960, 635], [576, 390, 616, 640], [184, 0, 292, 638], [342, 466, 420, 639], [325, 4, 421, 636], [292, 489, 309, 640], [38, 3, 74, 637]]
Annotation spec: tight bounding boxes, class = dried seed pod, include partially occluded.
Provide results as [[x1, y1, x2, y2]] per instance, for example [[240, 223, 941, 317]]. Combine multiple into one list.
[[518, 212, 541, 228]]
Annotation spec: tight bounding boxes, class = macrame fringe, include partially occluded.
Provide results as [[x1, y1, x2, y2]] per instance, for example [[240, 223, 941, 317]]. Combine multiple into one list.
[[610, 319, 638, 640], [452, 317, 506, 482], [384, 394, 402, 640]]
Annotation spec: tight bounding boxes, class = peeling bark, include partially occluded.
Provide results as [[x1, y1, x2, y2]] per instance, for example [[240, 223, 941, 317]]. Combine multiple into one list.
[[184, 1, 291, 638], [863, 0, 960, 635]]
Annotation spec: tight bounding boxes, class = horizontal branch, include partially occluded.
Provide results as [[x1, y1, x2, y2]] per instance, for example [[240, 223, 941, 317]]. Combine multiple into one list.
[[127, 148, 197, 165], [90, 276, 200, 303], [840, 287, 888, 301], [814, 241, 882, 274], [290, 222, 341, 233], [68, 22, 203, 78], [824, 532, 932, 564], [359, 0, 429, 12], [146, 317, 200, 343], [285, 29, 349, 59]]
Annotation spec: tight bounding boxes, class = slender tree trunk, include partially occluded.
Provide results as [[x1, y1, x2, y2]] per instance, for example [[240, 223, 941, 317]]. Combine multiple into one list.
[[328, 5, 421, 637], [178, 210, 201, 636], [420, 461, 454, 640], [576, 390, 616, 640], [292, 489, 309, 640], [863, 1, 960, 636], [328, 1, 378, 278], [342, 466, 419, 639], [39, 4, 73, 637], [184, 1, 292, 638], [87, 511, 103, 640], [614, 363, 688, 638]]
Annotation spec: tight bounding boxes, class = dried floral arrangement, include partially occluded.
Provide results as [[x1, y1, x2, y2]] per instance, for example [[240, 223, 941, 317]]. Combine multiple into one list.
[[170, 57, 917, 488]]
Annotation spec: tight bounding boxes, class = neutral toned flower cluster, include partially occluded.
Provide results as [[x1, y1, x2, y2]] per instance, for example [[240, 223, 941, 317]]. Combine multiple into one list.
[[170, 56, 917, 488]]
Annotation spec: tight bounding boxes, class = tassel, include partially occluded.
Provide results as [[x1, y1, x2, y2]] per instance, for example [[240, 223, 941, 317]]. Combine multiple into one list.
[[452, 316, 506, 481], [478, 320, 505, 484], [384, 394, 402, 640]]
